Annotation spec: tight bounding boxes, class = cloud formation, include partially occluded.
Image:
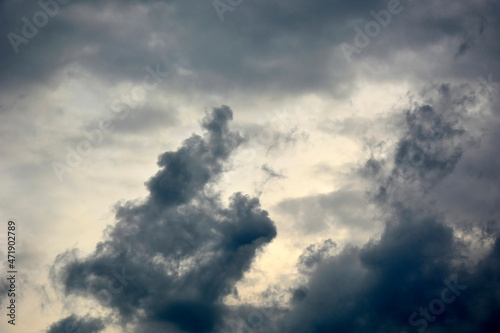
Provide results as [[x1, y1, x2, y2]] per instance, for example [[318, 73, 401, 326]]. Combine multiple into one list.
[[50, 106, 277, 332], [2, 0, 499, 98], [275, 84, 500, 333], [1, 0, 498, 332]]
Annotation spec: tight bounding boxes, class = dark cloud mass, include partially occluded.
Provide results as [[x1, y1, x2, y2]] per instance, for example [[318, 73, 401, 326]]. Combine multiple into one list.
[[2, 0, 500, 96], [9, 0, 496, 331], [273, 84, 500, 333], [46, 84, 500, 333], [46, 315, 105, 333], [50, 49, 500, 333], [50, 107, 277, 332]]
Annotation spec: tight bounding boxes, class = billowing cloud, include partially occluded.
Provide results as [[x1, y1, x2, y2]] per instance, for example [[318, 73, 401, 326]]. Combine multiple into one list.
[[2, 0, 500, 332], [273, 84, 500, 333], [49, 106, 277, 332], [2, 0, 499, 98]]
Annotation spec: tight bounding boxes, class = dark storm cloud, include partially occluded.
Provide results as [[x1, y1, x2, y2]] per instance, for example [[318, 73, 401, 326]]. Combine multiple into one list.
[[401, 89, 500, 235], [46, 315, 105, 333], [49, 106, 277, 333], [392, 102, 465, 182], [264, 84, 500, 333], [371, 83, 499, 229], [273, 83, 480, 235], [3, 0, 500, 98], [283, 214, 500, 333], [4, 0, 497, 331], [284, 213, 463, 333]]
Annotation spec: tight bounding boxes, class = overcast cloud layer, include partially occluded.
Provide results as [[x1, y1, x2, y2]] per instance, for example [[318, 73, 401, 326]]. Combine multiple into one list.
[[0, 0, 500, 332]]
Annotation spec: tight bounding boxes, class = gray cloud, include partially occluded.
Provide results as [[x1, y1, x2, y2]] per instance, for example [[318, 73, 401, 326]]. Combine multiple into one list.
[[262, 84, 500, 333], [111, 106, 178, 134], [3, 0, 499, 100], [276, 189, 376, 234], [2, 0, 500, 332], [49, 106, 277, 333], [45, 315, 105, 333], [297, 239, 337, 275]]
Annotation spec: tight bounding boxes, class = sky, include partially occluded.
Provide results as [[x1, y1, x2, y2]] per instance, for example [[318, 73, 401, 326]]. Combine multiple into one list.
[[1, 0, 500, 332]]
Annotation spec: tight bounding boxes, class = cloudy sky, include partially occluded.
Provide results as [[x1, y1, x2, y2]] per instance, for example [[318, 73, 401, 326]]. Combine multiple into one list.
[[1, 0, 500, 332]]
